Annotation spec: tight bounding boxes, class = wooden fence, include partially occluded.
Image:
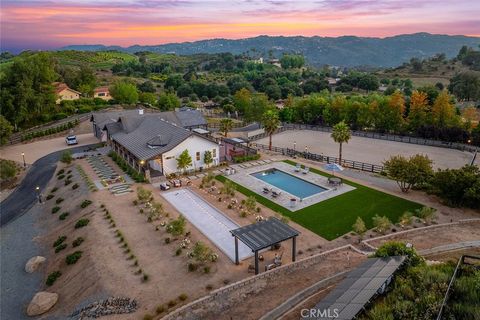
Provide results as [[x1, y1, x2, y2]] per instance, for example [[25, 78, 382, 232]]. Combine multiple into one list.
[[251, 142, 384, 174]]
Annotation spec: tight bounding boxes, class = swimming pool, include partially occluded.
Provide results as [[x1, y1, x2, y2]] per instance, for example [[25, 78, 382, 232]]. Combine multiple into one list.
[[251, 168, 327, 199]]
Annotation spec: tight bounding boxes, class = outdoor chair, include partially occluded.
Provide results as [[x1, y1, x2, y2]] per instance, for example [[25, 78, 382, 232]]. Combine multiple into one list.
[[272, 190, 281, 198], [302, 167, 310, 174], [295, 163, 301, 172], [263, 187, 270, 194]]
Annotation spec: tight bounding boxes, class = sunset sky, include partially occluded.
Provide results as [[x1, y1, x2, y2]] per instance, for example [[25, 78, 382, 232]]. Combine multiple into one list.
[[1, 0, 479, 52]]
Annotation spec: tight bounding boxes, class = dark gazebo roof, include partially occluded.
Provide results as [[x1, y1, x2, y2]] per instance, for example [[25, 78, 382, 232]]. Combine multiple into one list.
[[230, 217, 299, 252]]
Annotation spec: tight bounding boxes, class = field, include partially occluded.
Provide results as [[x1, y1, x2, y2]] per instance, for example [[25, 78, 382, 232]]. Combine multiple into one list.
[[53, 50, 137, 69], [257, 130, 476, 169], [217, 160, 423, 240]]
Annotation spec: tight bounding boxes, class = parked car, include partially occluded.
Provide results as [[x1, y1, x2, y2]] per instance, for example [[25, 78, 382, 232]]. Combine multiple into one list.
[[65, 135, 78, 145], [160, 182, 170, 191]]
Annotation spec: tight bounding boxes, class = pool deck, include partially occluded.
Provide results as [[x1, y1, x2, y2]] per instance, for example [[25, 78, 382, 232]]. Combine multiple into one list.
[[227, 161, 356, 211], [161, 188, 252, 262]]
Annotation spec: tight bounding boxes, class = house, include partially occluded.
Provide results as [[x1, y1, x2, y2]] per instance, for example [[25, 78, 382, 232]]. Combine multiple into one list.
[[93, 86, 112, 101], [91, 108, 208, 141], [53, 82, 81, 104], [103, 114, 220, 178]]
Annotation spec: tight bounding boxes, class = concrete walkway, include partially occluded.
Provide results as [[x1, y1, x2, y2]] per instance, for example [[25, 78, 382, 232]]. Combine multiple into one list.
[[161, 188, 252, 262]]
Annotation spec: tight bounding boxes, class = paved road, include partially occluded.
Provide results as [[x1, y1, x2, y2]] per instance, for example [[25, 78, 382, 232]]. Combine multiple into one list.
[[0, 144, 97, 226]]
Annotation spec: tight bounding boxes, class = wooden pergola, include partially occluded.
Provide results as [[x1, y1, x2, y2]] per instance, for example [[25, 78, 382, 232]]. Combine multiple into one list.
[[230, 217, 300, 275]]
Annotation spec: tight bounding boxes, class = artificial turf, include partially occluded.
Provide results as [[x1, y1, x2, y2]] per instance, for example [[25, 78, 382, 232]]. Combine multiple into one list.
[[216, 160, 423, 240]]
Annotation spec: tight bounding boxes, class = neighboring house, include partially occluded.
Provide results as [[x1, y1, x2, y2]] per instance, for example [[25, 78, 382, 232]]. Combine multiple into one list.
[[54, 82, 81, 104], [91, 108, 216, 178], [93, 86, 112, 101], [91, 108, 208, 141]]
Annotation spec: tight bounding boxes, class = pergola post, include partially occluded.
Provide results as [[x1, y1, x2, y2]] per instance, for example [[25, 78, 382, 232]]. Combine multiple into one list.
[[234, 237, 239, 265], [292, 236, 296, 262], [254, 250, 259, 275]]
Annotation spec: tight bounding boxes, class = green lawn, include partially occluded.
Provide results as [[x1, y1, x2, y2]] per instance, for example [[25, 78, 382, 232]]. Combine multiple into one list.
[[216, 160, 423, 240]]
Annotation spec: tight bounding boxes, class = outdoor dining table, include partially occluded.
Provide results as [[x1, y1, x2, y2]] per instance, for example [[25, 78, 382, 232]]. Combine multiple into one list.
[[328, 177, 342, 186]]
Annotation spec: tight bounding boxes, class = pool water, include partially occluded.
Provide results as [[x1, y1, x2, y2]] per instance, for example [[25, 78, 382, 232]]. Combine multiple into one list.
[[251, 169, 327, 199]]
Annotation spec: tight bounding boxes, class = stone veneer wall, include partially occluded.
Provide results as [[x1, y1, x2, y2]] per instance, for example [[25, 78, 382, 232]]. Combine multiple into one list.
[[161, 245, 356, 320]]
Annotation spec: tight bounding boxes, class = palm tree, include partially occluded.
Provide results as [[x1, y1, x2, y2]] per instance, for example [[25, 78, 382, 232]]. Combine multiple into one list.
[[219, 118, 233, 137], [331, 121, 351, 164], [262, 110, 280, 150]]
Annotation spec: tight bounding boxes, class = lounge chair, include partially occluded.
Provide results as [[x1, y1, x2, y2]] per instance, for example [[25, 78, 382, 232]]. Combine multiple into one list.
[[272, 190, 281, 198], [295, 163, 301, 172], [302, 167, 309, 174], [262, 187, 270, 194], [171, 179, 182, 187]]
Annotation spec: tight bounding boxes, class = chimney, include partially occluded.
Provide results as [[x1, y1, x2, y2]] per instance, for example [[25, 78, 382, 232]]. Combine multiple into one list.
[[138, 108, 144, 115]]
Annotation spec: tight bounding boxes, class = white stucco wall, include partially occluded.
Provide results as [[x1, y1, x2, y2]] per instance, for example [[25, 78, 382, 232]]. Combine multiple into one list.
[[162, 135, 220, 174]]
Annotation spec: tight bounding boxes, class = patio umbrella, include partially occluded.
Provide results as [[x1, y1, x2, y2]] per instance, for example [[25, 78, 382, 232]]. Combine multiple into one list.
[[324, 163, 344, 176]]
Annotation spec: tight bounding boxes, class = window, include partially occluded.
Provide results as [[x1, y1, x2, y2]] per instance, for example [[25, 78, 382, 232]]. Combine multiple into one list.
[[212, 148, 216, 157], [98, 92, 106, 97], [196, 152, 200, 161]]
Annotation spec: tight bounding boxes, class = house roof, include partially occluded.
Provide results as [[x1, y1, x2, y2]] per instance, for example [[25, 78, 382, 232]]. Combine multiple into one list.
[[92, 108, 207, 130], [94, 86, 110, 93], [111, 117, 193, 160], [53, 82, 81, 95]]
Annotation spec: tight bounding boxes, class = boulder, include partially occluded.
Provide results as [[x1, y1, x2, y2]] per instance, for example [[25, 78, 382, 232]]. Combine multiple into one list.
[[27, 292, 58, 316], [25, 256, 46, 273]]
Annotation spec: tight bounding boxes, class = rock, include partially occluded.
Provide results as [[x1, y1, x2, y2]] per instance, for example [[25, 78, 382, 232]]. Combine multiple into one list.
[[25, 256, 46, 273], [27, 292, 58, 316]]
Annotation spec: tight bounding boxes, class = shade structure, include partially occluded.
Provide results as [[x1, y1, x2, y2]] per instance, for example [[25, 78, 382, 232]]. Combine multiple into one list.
[[324, 163, 344, 172], [230, 217, 300, 274], [304, 256, 406, 320]]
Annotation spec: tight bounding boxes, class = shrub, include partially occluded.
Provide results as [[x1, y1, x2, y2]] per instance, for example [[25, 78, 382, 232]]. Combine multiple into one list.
[[352, 217, 367, 236], [415, 207, 436, 222], [53, 235, 67, 247], [164, 237, 171, 244], [175, 248, 182, 256], [233, 154, 261, 163], [375, 242, 424, 268], [143, 314, 153, 320], [203, 266, 211, 274], [72, 237, 84, 247], [188, 263, 198, 272], [399, 211, 414, 226], [59, 212, 69, 220], [72, 183, 79, 190], [51, 187, 59, 193], [56, 170, 64, 176], [178, 293, 188, 301], [156, 305, 165, 315], [167, 300, 177, 308], [80, 199, 92, 208], [372, 215, 391, 234], [64, 179, 72, 186], [51, 206, 61, 214], [57, 174, 65, 180], [46, 271, 62, 286], [55, 243, 67, 253], [75, 218, 90, 228], [66, 251, 83, 264], [166, 216, 186, 236], [142, 274, 149, 282], [46, 194, 54, 200], [60, 150, 73, 164], [206, 284, 213, 290], [55, 197, 64, 204]]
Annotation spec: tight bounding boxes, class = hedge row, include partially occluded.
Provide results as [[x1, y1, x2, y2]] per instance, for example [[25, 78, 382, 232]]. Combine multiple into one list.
[[108, 151, 146, 183], [232, 153, 260, 163], [21, 120, 80, 141]]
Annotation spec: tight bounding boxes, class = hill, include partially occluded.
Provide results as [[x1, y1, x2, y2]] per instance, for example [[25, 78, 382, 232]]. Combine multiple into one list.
[[60, 33, 480, 68]]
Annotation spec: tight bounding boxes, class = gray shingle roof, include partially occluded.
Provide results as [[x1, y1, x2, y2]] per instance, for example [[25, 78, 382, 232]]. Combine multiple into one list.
[[112, 117, 192, 160], [92, 108, 206, 131]]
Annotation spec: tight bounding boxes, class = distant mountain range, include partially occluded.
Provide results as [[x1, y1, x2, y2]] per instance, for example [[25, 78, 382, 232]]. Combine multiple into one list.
[[60, 33, 480, 68]]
